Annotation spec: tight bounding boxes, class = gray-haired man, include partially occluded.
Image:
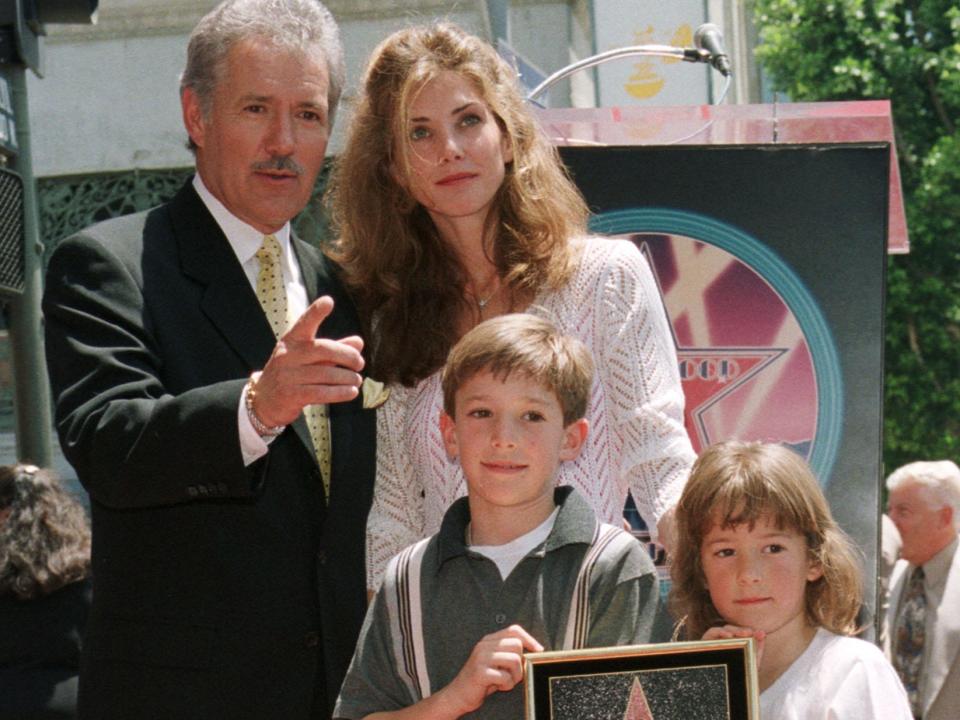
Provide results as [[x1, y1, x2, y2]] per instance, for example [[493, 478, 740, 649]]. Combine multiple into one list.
[[884, 461, 960, 720], [42, 2, 375, 717]]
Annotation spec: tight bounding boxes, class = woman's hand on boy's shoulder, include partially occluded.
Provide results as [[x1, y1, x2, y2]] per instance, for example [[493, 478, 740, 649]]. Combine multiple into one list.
[[438, 625, 544, 717], [703, 624, 766, 665]]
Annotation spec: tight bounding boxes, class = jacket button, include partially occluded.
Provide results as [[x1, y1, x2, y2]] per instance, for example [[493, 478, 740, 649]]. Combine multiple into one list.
[[304, 631, 321, 648], [317, 549, 327, 566], [495, 613, 507, 624]]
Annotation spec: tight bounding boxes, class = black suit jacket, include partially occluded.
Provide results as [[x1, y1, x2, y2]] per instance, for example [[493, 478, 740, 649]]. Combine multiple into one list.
[[42, 182, 376, 719]]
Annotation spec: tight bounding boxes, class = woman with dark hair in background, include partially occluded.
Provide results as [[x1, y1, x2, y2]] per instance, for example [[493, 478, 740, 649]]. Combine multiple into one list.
[[0, 465, 92, 719]]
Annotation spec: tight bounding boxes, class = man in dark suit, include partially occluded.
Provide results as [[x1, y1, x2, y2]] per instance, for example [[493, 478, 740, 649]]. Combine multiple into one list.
[[41, 1, 375, 718]]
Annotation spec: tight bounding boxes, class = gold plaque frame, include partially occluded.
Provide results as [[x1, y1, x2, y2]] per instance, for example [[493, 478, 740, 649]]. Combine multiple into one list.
[[524, 638, 759, 719]]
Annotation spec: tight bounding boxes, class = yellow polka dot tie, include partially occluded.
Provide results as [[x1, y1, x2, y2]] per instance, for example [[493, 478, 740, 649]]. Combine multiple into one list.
[[256, 234, 332, 502], [255, 235, 289, 337]]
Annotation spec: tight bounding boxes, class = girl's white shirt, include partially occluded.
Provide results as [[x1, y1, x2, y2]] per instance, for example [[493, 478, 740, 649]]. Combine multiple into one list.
[[760, 627, 912, 719]]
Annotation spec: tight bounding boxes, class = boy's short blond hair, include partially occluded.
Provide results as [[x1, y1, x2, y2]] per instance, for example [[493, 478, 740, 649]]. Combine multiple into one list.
[[441, 314, 593, 426]]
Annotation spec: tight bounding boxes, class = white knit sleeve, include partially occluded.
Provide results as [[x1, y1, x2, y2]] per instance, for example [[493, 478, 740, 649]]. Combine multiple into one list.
[[365, 386, 425, 591], [595, 240, 695, 536]]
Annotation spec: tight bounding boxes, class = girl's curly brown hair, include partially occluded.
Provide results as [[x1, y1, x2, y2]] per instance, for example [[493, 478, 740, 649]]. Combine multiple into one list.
[[0, 465, 91, 600]]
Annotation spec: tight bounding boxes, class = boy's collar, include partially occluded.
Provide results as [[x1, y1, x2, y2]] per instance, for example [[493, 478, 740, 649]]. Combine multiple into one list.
[[433, 486, 597, 568], [543, 487, 598, 551]]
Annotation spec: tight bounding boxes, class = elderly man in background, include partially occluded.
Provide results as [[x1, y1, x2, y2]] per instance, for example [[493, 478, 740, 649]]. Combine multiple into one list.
[[41, 1, 375, 718], [884, 460, 960, 720]]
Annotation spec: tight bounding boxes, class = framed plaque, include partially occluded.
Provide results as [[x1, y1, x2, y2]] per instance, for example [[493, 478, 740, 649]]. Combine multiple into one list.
[[524, 638, 759, 719]]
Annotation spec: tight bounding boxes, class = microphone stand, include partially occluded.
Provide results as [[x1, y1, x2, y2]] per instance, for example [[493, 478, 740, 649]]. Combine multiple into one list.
[[527, 45, 708, 106], [525, 44, 733, 144]]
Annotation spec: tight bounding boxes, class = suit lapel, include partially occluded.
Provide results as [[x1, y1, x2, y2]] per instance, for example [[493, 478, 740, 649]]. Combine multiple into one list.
[[287, 235, 333, 464], [925, 541, 960, 715], [170, 182, 320, 468], [291, 234, 320, 306], [292, 235, 368, 503], [171, 183, 276, 371], [170, 188, 363, 482], [884, 561, 909, 658], [291, 236, 353, 340]]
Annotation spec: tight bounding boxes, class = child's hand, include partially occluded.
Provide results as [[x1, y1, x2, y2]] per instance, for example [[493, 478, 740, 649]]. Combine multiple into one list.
[[703, 624, 766, 666], [441, 625, 544, 716]]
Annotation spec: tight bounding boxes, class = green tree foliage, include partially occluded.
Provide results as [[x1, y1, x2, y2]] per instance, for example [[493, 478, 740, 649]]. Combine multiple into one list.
[[752, 0, 960, 470]]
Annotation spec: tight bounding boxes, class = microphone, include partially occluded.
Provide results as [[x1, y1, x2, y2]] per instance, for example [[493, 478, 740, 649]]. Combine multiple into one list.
[[694, 23, 732, 76]]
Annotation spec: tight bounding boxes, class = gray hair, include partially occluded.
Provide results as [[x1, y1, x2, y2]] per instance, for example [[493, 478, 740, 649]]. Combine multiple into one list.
[[181, 0, 345, 128], [887, 460, 960, 529]]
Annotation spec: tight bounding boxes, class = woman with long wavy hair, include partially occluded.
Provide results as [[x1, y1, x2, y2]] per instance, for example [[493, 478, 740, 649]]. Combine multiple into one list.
[[328, 22, 695, 590]]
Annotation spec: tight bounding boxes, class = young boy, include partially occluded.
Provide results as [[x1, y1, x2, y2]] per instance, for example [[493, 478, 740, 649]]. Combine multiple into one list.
[[334, 314, 659, 720]]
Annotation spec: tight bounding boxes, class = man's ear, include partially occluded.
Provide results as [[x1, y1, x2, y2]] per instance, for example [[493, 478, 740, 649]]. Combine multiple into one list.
[[938, 505, 954, 532], [558, 418, 589, 462], [439, 410, 459, 460], [181, 87, 207, 150]]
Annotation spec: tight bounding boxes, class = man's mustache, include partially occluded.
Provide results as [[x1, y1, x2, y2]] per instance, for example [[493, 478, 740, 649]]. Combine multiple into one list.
[[252, 156, 304, 175]]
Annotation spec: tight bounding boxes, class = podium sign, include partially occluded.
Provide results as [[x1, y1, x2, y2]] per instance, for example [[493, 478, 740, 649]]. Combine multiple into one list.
[[557, 140, 889, 616], [591, 0, 709, 107]]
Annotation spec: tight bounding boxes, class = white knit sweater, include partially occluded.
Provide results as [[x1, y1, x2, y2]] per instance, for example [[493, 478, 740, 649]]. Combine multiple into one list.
[[366, 236, 696, 589]]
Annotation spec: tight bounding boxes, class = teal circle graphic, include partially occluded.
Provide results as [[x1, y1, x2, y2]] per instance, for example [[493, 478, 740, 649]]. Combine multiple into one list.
[[591, 208, 842, 485]]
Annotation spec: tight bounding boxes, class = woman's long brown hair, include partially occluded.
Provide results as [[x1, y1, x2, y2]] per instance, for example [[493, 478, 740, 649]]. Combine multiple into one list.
[[327, 22, 589, 386]]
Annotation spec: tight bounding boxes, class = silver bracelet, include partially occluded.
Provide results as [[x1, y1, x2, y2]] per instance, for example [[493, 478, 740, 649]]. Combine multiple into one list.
[[244, 372, 285, 437]]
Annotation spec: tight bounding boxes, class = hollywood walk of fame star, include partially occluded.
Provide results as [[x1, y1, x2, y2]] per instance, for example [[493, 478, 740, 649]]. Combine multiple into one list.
[[622, 677, 654, 720], [636, 239, 800, 453]]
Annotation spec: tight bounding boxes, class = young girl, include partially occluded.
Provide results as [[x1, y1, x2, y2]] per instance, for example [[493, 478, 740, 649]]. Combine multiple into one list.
[[670, 441, 912, 719]]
